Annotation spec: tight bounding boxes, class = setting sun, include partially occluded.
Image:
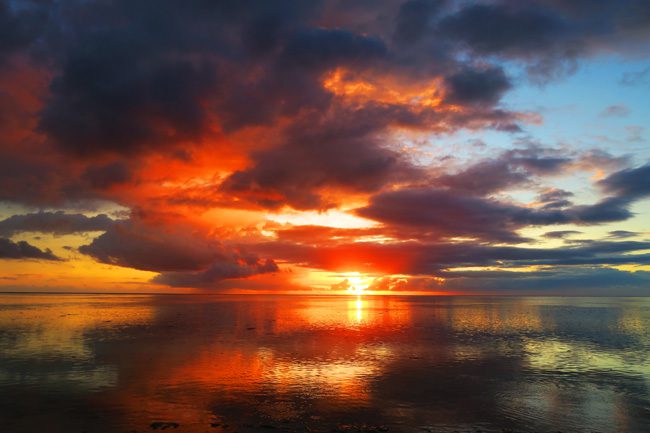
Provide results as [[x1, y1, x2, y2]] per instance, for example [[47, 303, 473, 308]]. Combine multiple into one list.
[[343, 272, 372, 295]]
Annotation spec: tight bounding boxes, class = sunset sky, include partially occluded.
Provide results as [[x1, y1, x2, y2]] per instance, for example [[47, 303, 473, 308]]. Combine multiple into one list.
[[0, 0, 649, 295]]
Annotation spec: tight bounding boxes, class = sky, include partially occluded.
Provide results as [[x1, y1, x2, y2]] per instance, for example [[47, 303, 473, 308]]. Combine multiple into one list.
[[0, 0, 649, 295]]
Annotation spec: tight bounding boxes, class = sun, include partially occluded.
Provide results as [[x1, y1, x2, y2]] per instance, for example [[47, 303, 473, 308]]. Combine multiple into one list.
[[345, 273, 371, 295]]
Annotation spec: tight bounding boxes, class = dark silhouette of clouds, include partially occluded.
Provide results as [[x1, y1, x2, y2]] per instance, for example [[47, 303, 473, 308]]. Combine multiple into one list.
[[0, 212, 115, 237], [543, 230, 582, 239], [356, 186, 638, 243], [258, 238, 650, 276], [153, 258, 278, 288], [599, 163, 650, 200], [79, 218, 278, 283], [0, 238, 59, 260], [221, 107, 421, 209], [393, 0, 442, 45], [0, 0, 649, 291], [608, 230, 640, 239], [444, 66, 512, 106]]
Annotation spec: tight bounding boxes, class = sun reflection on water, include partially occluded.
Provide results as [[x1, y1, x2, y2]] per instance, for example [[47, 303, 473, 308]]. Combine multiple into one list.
[[0, 295, 649, 433]]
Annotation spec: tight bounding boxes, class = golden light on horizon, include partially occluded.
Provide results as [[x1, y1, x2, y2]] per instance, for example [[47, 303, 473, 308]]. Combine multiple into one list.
[[344, 272, 372, 295]]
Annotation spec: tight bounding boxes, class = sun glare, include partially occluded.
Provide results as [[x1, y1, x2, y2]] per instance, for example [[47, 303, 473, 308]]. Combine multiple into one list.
[[345, 272, 371, 295]]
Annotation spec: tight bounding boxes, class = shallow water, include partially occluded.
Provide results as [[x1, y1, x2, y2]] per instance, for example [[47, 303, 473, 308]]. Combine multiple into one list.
[[0, 294, 649, 433]]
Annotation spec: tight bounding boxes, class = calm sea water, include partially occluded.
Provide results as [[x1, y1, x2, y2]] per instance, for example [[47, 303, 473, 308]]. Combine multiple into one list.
[[0, 294, 649, 433]]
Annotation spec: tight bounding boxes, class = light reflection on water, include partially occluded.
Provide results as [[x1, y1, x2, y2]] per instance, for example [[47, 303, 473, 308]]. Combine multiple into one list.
[[0, 294, 649, 433]]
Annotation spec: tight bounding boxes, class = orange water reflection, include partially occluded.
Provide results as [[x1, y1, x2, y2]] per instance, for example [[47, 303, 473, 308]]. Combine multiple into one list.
[[1, 295, 649, 433]]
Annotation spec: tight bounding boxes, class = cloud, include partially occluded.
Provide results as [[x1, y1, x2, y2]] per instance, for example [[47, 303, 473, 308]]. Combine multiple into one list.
[[620, 66, 650, 86], [0, 211, 116, 237], [281, 28, 387, 70], [438, 2, 576, 79], [0, 238, 59, 260], [441, 267, 650, 296], [543, 230, 582, 239], [79, 219, 227, 272], [438, 1, 650, 80], [0, 1, 47, 64], [330, 278, 351, 291], [356, 187, 532, 242], [439, 3, 570, 56], [152, 257, 278, 288], [431, 147, 618, 197], [259, 238, 650, 276], [600, 104, 630, 117], [220, 106, 421, 209], [599, 163, 650, 200], [393, 0, 441, 45], [347, 268, 650, 295], [444, 66, 512, 106], [355, 185, 637, 243], [82, 162, 133, 189], [538, 188, 574, 209], [366, 276, 410, 292], [39, 40, 218, 156], [78, 218, 278, 286], [0, 0, 649, 294], [624, 125, 645, 142], [608, 230, 640, 239]]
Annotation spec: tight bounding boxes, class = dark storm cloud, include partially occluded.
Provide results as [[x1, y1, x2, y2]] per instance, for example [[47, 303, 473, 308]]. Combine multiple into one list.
[[393, 0, 442, 44], [438, 1, 650, 80], [219, 98, 528, 210], [439, 4, 571, 57], [356, 187, 530, 242], [6, 0, 523, 162], [0, 156, 65, 205], [81, 162, 133, 189], [281, 28, 387, 69], [153, 258, 278, 288], [0, 1, 48, 63], [0, 211, 115, 237], [444, 66, 512, 106], [32, 0, 394, 157], [350, 150, 644, 243], [79, 219, 278, 283], [79, 220, 225, 272], [39, 37, 219, 156], [356, 186, 637, 243], [433, 148, 578, 196], [215, 27, 390, 131], [0, 238, 59, 260], [0, 0, 648, 294], [0, 152, 137, 206], [1, 0, 646, 161], [221, 107, 421, 209], [1, 0, 643, 210]]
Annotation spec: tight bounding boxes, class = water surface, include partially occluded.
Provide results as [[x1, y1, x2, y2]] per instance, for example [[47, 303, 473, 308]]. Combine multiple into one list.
[[1, 294, 649, 432]]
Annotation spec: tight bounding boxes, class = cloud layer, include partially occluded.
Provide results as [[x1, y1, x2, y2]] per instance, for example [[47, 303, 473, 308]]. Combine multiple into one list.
[[0, 0, 649, 293]]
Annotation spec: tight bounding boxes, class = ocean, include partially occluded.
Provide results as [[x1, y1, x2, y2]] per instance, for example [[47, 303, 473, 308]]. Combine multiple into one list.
[[1, 294, 649, 432]]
